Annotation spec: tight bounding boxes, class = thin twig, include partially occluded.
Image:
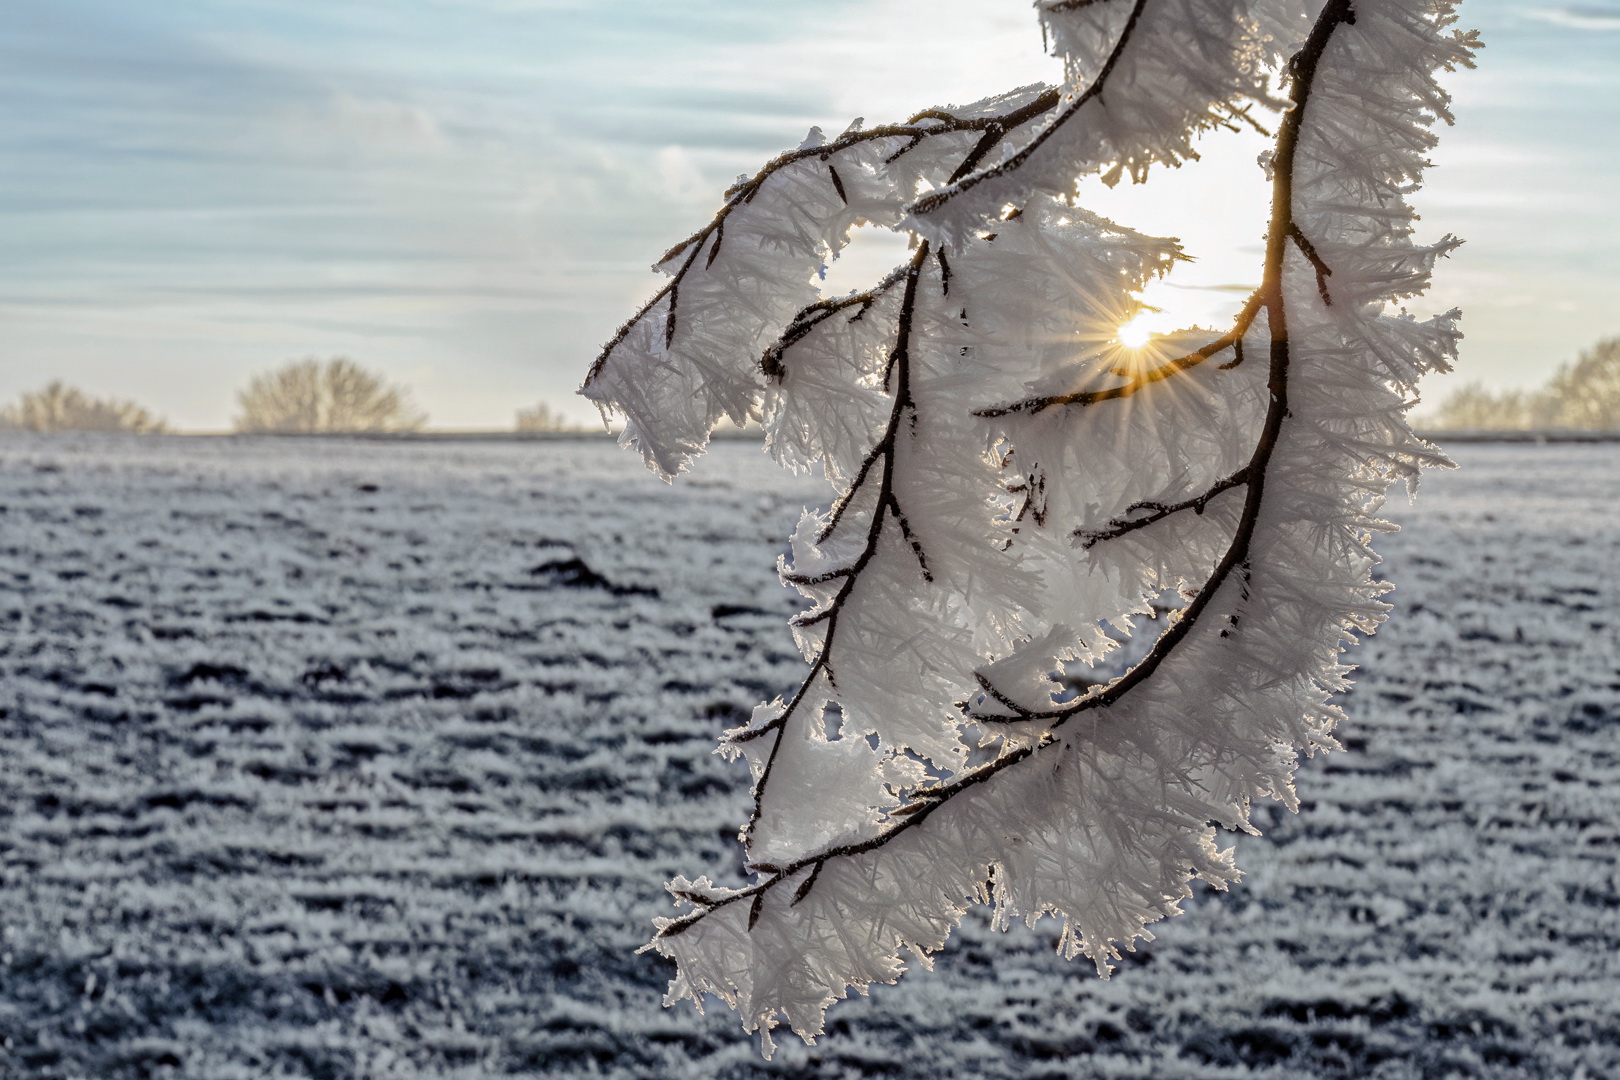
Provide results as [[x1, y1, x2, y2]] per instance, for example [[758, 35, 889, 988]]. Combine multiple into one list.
[[828, 164, 848, 205], [791, 862, 824, 906], [1074, 466, 1251, 548], [1218, 336, 1247, 370], [889, 493, 934, 582], [731, 243, 935, 852], [1225, 102, 1273, 138], [761, 264, 912, 381], [974, 292, 1263, 418], [816, 440, 888, 543], [706, 222, 725, 269], [1288, 223, 1334, 306], [912, 0, 1147, 217], [1007, 471, 1048, 528]]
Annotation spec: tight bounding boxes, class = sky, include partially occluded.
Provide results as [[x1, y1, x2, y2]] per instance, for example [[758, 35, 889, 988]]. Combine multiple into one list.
[[1, 0, 1616, 431]]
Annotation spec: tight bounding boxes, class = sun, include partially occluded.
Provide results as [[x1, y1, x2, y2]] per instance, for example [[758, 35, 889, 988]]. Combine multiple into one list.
[[1116, 313, 1158, 349]]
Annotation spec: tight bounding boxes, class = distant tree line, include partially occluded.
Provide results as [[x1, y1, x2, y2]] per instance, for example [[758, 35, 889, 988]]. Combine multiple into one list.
[[8, 338, 1614, 438], [6, 356, 725, 437], [1431, 336, 1620, 431]]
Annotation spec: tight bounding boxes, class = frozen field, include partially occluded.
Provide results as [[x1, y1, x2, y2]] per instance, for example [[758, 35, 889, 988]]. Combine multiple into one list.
[[1, 433, 1616, 1079]]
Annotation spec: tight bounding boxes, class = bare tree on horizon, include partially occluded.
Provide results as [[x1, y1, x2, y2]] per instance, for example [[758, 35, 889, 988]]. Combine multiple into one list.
[[1432, 335, 1620, 430]]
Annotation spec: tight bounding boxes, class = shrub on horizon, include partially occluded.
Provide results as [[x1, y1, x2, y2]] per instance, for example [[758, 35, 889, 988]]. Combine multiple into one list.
[[0, 381, 168, 434], [514, 401, 583, 432], [1539, 336, 1620, 429], [234, 357, 426, 434], [1428, 380, 1531, 429]]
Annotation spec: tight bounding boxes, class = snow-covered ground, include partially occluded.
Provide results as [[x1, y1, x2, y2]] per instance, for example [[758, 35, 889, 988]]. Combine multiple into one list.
[[1, 434, 1615, 1079]]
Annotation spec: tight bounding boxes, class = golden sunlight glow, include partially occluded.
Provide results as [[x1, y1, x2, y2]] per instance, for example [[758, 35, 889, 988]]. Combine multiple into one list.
[[1116, 314, 1157, 348], [1111, 278, 1250, 351]]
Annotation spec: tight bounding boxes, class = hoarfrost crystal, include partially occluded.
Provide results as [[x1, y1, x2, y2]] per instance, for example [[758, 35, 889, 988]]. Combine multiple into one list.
[[582, 0, 1476, 1055]]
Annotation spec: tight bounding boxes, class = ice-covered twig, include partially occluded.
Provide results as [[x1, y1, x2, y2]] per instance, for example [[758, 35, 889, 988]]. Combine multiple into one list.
[[673, 0, 1359, 916], [911, 0, 1146, 217], [724, 244, 937, 862], [973, 0, 1361, 724], [584, 94, 1061, 388], [974, 292, 1264, 417], [1074, 466, 1253, 548]]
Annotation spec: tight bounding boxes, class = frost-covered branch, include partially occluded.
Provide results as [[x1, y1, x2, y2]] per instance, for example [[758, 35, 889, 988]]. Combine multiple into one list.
[[587, 0, 1476, 1056], [581, 86, 1066, 477], [725, 244, 933, 769], [912, 0, 1148, 217], [972, 0, 1359, 725]]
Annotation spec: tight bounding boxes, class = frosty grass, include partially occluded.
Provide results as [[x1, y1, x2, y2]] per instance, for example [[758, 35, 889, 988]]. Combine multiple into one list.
[[1, 433, 1616, 1078]]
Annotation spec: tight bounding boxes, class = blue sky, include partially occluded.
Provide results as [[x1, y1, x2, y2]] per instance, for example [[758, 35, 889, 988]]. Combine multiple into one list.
[[1, 0, 1615, 430]]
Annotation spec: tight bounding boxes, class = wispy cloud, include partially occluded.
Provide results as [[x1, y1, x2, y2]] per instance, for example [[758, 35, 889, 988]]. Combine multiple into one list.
[[1525, 5, 1620, 30]]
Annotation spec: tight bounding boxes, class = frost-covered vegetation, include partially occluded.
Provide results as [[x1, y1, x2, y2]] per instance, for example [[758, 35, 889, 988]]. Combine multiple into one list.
[[0, 435, 1616, 1079], [1431, 337, 1620, 431], [583, 0, 1478, 1047]]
